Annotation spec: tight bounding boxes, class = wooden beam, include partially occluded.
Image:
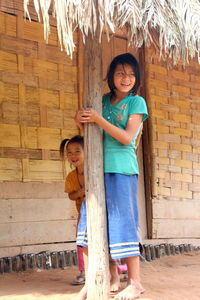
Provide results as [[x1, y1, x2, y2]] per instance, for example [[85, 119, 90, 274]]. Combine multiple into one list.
[[83, 9, 109, 300]]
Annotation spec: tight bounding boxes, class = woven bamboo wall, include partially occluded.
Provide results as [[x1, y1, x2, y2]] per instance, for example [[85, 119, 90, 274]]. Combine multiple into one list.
[[0, 9, 79, 257]]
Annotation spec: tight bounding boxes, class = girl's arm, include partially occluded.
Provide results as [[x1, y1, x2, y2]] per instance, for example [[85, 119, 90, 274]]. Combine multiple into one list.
[[77, 108, 143, 146], [68, 188, 85, 201], [74, 111, 84, 135]]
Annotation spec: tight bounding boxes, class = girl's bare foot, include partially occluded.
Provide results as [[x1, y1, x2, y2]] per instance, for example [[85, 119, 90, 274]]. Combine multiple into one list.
[[110, 274, 120, 292], [71, 285, 87, 300], [114, 280, 144, 300]]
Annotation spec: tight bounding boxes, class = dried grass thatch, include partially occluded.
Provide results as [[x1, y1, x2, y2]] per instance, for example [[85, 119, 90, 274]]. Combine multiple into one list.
[[24, 0, 200, 64]]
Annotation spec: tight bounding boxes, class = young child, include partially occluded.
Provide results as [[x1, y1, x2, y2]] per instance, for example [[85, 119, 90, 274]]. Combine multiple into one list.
[[60, 135, 85, 285], [60, 135, 125, 292], [75, 52, 148, 300]]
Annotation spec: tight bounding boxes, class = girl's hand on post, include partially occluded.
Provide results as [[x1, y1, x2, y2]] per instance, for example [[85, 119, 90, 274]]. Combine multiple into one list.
[[76, 108, 100, 123]]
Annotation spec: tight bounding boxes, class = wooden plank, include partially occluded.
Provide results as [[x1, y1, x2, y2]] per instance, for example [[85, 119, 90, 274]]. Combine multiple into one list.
[[153, 219, 200, 238], [153, 200, 200, 219], [0, 242, 76, 258], [0, 124, 20, 147], [0, 182, 66, 199], [0, 197, 77, 223], [0, 158, 22, 181], [83, 18, 109, 299], [0, 219, 77, 247]]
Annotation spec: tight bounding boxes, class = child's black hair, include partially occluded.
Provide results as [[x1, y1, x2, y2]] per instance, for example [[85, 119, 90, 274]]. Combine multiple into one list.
[[60, 135, 84, 158], [106, 53, 141, 96]]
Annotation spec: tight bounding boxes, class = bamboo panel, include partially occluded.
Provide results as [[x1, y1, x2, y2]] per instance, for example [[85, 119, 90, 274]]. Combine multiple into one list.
[[60, 92, 79, 110], [0, 158, 22, 181], [20, 104, 40, 127], [33, 59, 58, 80], [1, 34, 38, 58], [25, 86, 39, 105], [0, 124, 20, 147], [37, 128, 60, 150], [0, 147, 42, 160], [63, 65, 78, 83], [63, 111, 78, 129], [39, 89, 60, 108], [1, 82, 19, 103], [23, 20, 48, 44], [5, 13, 16, 37], [0, 197, 77, 223], [29, 160, 63, 181], [2, 102, 19, 124], [0, 219, 77, 247], [0, 12, 6, 33], [26, 127, 38, 149], [38, 77, 77, 93], [0, 50, 17, 71], [46, 107, 63, 128], [24, 18, 58, 46], [2, 71, 38, 88], [44, 45, 77, 66]]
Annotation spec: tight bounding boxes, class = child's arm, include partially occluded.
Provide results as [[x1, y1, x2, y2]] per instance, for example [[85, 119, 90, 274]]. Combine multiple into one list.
[[68, 188, 85, 201], [74, 111, 84, 136], [76, 108, 142, 146], [135, 123, 143, 149]]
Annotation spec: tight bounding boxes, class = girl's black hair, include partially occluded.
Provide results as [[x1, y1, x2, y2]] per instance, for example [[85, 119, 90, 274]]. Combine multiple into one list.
[[106, 53, 141, 96], [59, 135, 84, 158]]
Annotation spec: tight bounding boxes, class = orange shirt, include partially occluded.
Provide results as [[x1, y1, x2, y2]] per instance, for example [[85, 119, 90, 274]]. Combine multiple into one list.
[[65, 169, 84, 217]]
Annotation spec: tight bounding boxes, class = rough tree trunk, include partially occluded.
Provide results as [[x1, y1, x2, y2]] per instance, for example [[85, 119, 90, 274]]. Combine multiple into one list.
[[83, 23, 110, 300]]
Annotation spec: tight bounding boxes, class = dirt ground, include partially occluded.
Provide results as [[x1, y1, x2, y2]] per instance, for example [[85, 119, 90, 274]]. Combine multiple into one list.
[[0, 252, 199, 300]]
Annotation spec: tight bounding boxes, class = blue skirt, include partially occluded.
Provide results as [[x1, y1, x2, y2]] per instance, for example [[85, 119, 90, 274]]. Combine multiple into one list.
[[76, 173, 140, 259]]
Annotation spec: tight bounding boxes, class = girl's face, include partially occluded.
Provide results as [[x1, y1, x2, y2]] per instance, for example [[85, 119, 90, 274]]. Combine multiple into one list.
[[66, 142, 84, 168], [113, 64, 136, 95]]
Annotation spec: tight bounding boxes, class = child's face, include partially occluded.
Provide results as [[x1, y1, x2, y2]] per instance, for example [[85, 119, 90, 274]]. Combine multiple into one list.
[[66, 143, 84, 168], [113, 64, 136, 95]]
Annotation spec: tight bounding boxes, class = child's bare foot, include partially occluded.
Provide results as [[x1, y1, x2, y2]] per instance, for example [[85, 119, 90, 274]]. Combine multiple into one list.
[[114, 280, 144, 300], [110, 274, 120, 292], [71, 285, 87, 300]]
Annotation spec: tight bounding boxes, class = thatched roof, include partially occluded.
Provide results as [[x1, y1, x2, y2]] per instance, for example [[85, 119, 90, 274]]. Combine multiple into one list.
[[24, 0, 200, 64]]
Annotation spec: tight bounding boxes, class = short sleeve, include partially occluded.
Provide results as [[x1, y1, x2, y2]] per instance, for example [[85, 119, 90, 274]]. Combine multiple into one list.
[[128, 96, 148, 122], [65, 172, 75, 194]]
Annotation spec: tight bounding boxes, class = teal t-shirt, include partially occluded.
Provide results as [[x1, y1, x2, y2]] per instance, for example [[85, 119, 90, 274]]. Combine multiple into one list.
[[103, 93, 148, 175]]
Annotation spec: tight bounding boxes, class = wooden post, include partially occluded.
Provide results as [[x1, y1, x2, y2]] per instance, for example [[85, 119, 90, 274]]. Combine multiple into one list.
[[83, 14, 109, 300]]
